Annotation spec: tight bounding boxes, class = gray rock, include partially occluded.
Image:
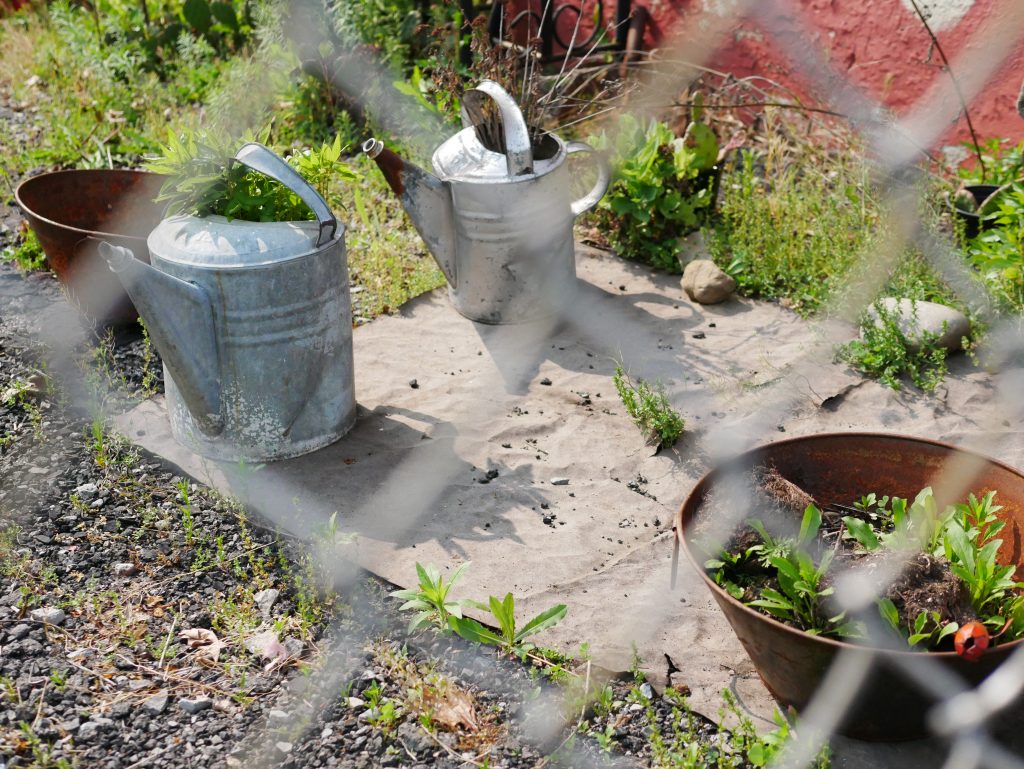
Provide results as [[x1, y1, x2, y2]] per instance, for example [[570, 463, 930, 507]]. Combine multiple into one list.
[[179, 697, 213, 714], [73, 482, 98, 500], [397, 722, 433, 754], [112, 563, 137, 578], [8, 624, 29, 641], [275, 742, 293, 754], [639, 682, 654, 699], [550, 477, 570, 486], [681, 259, 736, 304], [29, 607, 65, 626], [867, 298, 970, 352], [77, 721, 101, 740], [268, 709, 290, 725], [253, 588, 279, 617], [128, 679, 152, 692], [142, 693, 169, 715]]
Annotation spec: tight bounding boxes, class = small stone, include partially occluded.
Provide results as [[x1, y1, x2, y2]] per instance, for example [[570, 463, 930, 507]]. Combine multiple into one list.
[[90, 498, 105, 509], [143, 693, 169, 715], [681, 259, 736, 304], [77, 721, 100, 739], [640, 682, 654, 699], [550, 477, 570, 486], [866, 298, 970, 352], [275, 742, 293, 754], [59, 718, 80, 732], [253, 588, 280, 617], [268, 709, 290, 725], [409, 379, 419, 389], [74, 483, 98, 500], [179, 697, 213, 714], [8, 624, 29, 641], [112, 563, 137, 578], [691, 331, 706, 340], [30, 607, 65, 626], [668, 673, 691, 695], [539, 377, 552, 386], [128, 679, 152, 692], [347, 697, 365, 708]]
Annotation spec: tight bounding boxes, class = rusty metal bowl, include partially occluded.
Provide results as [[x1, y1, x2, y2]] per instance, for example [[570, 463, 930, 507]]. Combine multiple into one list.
[[14, 170, 167, 326], [677, 432, 1024, 742]]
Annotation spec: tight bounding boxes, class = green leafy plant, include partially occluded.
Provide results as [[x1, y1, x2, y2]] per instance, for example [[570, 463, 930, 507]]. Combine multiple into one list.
[[449, 593, 567, 656], [146, 129, 358, 222], [390, 562, 470, 634], [613, 365, 684, 450], [591, 110, 719, 271], [1, 227, 46, 271], [835, 299, 951, 391], [745, 505, 858, 637], [712, 485, 1024, 651]]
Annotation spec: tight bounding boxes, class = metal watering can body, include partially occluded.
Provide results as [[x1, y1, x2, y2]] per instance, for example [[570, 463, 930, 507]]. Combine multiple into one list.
[[364, 80, 610, 325], [102, 143, 356, 462]]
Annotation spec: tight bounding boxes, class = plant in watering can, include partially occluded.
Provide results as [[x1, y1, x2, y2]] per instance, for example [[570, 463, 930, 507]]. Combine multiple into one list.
[[98, 135, 360, 463]]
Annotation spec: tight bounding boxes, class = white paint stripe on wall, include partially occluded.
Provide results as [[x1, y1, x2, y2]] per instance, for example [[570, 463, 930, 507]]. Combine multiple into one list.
[[900, 0, 976, 31]]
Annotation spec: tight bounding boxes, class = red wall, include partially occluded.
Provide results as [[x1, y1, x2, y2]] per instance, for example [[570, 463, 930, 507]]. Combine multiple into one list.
[[641, 0, 1024, 146]]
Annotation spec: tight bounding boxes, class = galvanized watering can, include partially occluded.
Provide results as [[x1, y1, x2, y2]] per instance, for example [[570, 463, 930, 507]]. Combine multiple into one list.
[[100, 143, 356, 462], [363, 80, 610, 324]]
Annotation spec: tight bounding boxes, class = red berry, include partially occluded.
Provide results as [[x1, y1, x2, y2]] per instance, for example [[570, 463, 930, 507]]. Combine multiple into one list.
[[955, 621, 990, 662]]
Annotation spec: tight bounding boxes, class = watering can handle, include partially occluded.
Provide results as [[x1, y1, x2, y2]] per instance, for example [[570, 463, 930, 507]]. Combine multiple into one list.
[[462, 80, 534, 177], [233, 142, 338, 248], [566, 141, 610, 218]]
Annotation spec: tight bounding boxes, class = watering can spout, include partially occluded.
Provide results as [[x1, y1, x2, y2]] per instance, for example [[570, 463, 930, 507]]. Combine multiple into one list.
[[362, 138, 457, 288], [99, 242, 224, 436]]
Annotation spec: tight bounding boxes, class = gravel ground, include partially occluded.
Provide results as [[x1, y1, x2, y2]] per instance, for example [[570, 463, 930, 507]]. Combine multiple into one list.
[[0, 276, 741, 769]]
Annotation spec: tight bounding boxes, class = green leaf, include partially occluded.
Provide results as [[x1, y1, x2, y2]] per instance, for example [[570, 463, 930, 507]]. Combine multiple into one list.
[[515, 604, 568, 643], [877, 598, 900, 632], [183, 0, 212, 32], [844, 517, 880, 550], [798, 504, 822, 547], [209, 1, 238, 30], [448, 616, 504, 646]]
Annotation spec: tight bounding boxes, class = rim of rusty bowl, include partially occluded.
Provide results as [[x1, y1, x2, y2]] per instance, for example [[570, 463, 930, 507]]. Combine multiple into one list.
[[676, 430, 1024, 661], [14, 169, 165, 239]]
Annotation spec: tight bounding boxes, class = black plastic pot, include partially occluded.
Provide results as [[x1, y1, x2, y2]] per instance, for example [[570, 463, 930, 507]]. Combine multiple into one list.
[[676, 432, 1024, 741], [953, 183, 1000, 239]]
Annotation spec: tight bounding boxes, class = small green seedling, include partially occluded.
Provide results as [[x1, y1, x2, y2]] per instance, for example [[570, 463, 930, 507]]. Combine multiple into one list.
[[612, 365, 684, 450], [449, 592, 567, 656], [390, 561, 470, 634]]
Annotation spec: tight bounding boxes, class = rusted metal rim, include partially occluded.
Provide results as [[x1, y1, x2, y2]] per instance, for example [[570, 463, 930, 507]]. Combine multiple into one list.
[[675, 431, 1024, 660], [14, 169, 164, 239]]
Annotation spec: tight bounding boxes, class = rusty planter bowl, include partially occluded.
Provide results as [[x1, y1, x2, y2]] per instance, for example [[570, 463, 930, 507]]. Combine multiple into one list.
[[15, 170, 167, 326], [678, 432, 1024, 742]]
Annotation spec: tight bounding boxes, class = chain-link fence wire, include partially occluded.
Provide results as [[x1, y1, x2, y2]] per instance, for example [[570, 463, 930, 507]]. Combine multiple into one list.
[[24, 0, 1024, 765]]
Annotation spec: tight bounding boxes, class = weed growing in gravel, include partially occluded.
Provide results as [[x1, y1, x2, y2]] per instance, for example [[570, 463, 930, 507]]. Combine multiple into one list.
[[391, 561, 471, 634], [633, 687, 831, 769], [138, 318, 159, 397], [1, 227, 45, 271], [613, 365, 685, 450], [836, 300, 950, 391], [451, 593, 568, 659], [17, 721, 70, 769], [176, 479, 197, 545]]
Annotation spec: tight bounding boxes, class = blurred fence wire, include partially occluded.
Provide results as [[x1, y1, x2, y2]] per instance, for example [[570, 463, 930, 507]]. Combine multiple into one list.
[[32, 0, 1024, 766]]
